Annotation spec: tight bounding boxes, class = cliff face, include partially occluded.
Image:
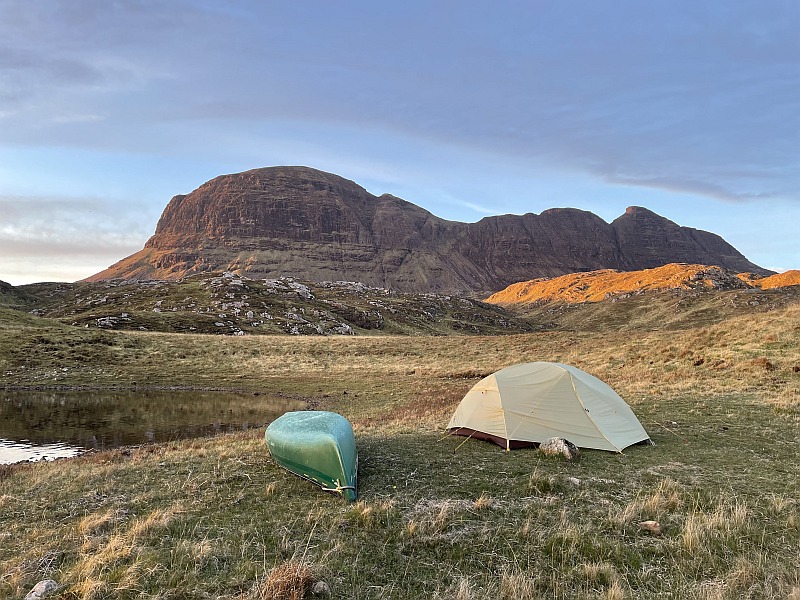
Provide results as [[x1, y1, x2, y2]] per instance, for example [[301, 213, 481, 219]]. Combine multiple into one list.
[[86, 166, 770, 294]]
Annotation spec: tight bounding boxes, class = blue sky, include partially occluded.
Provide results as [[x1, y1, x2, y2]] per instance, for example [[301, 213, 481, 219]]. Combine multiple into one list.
[[1, 0, 798, 285]]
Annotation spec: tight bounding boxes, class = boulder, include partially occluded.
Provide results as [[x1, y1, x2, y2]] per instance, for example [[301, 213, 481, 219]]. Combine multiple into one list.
[[539, 437, 580, 460], [639, 520, 662, 535], [312, 580, 332, 596]]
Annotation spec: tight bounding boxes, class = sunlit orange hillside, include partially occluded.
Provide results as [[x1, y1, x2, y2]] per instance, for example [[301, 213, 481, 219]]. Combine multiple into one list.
[[485, 263, 754, 305], [754, 270, 800, 290]]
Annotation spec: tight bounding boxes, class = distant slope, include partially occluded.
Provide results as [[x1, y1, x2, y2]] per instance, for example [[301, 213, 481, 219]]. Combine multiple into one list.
[[486, 263, 752, 306], [85, 166, 770, 294], [0, 280, 34, 309], [19, 268, 800, 337], [484, 264, 800, 332], [752, 270, 800, 290]]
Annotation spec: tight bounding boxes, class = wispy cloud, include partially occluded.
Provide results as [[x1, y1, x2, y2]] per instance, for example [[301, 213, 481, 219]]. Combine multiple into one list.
[[603, 175, 782, 204]]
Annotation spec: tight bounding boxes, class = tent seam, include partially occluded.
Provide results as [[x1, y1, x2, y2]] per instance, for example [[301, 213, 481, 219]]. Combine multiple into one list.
[[495, 376, 511, 451], [566, 370, 621, 452]]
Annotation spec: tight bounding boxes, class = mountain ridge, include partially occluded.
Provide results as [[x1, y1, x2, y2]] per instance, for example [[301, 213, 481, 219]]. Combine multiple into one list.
[[86, 166, 771, 294]]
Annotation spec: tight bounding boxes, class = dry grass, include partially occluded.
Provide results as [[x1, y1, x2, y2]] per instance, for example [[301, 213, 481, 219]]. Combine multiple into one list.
[[680, 500, 750, 556], [252, 560, 314, 600]]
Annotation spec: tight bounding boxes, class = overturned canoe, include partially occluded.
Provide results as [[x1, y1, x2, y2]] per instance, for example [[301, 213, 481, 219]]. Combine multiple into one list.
[[265, 410, 358, 502]]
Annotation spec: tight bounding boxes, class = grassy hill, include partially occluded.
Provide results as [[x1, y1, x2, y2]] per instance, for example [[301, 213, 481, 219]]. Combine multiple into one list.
[[19, 273, 534, 336], [9, 267, 800, 340], [0, 280, 36, 310]]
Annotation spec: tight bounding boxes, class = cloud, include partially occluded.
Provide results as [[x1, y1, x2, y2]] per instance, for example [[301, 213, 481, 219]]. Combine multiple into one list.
[[602, 175, 782, 204], [0, 234, 140, 259], [52, 114, 105, 124], [5, 4, 797, 152], [0, 195, 148, 284], [0, 0, 797, 294], [0, 194, 152, 248]]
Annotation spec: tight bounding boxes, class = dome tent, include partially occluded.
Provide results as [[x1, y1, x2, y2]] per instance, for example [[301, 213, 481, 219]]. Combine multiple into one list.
[[447, 362, 650, 452]]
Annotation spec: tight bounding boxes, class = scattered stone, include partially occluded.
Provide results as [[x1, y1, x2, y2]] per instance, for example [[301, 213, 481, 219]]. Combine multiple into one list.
[[568, 477, 581, 486], [539, 437, 580, 461], [639, 520, 662, 535], [312, 580, 331, 596], [24, 580, 59, 600]]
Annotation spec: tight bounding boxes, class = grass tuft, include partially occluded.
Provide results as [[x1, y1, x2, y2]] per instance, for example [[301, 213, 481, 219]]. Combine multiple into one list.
[[253, 560, 315, 600]]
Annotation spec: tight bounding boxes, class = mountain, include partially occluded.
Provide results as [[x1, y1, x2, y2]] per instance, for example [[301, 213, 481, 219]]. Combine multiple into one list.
[[86, 166, 770, 294], [484, 263, 800, 333]]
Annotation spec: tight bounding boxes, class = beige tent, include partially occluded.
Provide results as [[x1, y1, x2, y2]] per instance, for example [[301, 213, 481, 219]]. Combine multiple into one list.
[[447, 362, 649, 452]]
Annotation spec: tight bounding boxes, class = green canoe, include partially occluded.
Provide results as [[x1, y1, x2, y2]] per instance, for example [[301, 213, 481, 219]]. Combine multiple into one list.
[[265, 410, 358, 502]]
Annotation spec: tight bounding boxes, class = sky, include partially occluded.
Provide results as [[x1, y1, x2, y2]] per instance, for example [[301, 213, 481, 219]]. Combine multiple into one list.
[[1, 0, 798, 286]]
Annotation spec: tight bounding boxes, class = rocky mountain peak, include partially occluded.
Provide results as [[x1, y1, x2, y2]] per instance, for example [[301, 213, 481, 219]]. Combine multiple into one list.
[[86, 167, 771, 294]]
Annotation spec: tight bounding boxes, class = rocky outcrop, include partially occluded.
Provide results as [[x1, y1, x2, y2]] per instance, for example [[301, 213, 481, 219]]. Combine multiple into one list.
[[86, 166, 770, 294]]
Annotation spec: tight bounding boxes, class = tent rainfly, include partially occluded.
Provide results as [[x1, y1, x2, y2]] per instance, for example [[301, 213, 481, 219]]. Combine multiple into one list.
[[447, 362, 650, 452]]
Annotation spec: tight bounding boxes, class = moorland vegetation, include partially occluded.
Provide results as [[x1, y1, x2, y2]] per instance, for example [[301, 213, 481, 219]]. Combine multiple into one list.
[[1, 273, 799, 599]]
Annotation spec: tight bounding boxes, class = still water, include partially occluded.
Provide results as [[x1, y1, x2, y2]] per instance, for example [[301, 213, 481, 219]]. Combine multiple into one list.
[[0, 389, 304, 464]]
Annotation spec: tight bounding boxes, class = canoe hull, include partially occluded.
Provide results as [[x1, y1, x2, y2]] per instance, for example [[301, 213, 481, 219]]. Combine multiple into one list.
[[265, 411, 358, 502]]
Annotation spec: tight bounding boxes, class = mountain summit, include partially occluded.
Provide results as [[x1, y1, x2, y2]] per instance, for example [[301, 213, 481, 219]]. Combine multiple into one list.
[[87, 166, 769, 294]]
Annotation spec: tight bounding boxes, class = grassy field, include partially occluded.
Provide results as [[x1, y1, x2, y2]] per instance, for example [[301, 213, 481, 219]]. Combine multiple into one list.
[[1, 298, 799, 599]]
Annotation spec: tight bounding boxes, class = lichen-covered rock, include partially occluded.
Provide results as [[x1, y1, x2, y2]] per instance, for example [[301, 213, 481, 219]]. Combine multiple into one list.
[[24, 580, 59, 600], [312, 580, 332, 596], [639, 520, 662, 535], [539, 437, 580, 460]]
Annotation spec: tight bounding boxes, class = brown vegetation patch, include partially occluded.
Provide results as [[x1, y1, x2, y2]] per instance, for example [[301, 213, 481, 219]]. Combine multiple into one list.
[[254, 560, 315, 600], [749, 357, 776, 371], [0, 463, 15, 482]]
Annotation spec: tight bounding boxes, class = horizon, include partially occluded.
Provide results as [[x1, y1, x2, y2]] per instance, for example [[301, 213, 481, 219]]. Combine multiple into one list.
[[1, 1, 798, 285]]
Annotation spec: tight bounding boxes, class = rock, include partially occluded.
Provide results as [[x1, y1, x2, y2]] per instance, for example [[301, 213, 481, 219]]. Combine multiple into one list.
[[568, 476, 581, 486], [639, 520, 662, 535], [83, 167, 769, 293], [539, 437, 580, 461], [24, 580, 59, 600], [312, 580, 331, 596]]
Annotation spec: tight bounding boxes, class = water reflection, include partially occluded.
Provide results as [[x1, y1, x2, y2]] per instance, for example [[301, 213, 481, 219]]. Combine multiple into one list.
[[0, 390, 304, 464]]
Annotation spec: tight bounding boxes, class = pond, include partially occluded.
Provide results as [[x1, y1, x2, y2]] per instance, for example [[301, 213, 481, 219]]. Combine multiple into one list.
[[0, 389, 305, 464]]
